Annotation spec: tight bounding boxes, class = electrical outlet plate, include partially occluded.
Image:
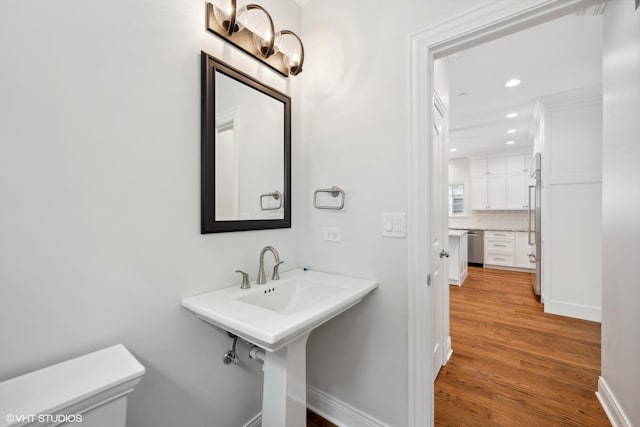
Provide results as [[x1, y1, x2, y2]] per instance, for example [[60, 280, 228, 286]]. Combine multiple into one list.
[[324, 227, 341, 242]]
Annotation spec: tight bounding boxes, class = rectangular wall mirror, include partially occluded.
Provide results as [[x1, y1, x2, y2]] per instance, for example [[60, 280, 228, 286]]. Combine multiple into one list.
[[201, 52, 291, 233]]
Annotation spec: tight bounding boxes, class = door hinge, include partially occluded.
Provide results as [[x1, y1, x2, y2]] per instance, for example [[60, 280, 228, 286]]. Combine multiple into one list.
[[427, 274, 431, 286]]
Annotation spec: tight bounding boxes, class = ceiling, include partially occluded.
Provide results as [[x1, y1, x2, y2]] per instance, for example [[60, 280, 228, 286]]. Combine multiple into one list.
[[444, 11, 603, 159]]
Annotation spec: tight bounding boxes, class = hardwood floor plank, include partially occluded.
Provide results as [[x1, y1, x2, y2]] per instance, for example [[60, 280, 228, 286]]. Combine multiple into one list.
[[307, 409, 336, 427], [435, 266, 609, 426]]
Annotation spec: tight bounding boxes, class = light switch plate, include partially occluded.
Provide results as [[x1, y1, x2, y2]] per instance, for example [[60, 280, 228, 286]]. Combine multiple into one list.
[[382, 212, 406, 237], [324, 227, 342, 242]]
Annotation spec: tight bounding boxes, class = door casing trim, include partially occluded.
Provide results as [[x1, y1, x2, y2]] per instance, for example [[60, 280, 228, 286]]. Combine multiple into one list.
[[406, 1, 598, 425]]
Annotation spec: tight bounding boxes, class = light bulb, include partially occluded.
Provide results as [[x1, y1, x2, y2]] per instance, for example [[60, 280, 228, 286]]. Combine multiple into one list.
[[253, 31, 274, 57], [284, 53, 301, 75], [213, 0, 237, 34]]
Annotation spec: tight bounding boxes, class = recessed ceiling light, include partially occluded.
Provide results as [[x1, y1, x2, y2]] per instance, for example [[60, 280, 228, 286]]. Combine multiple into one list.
[[506, 129, 517, 134], [450, 148, 457, 152], [506, 112, 518, 119], [457, 92, 468, 97], [506, 141, 516, 145], [505, 79, 521, 88]]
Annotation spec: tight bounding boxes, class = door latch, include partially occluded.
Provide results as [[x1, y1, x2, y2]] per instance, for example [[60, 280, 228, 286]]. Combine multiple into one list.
[[439, 250, 450, 258]]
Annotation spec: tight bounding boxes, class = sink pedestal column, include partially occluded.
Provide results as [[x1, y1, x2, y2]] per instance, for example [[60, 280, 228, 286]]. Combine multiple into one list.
[[261, 332, 311, 427]]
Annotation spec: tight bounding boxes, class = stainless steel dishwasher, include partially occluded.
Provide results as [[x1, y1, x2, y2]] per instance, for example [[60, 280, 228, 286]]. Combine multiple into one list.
[[467, 229, 484, 267]]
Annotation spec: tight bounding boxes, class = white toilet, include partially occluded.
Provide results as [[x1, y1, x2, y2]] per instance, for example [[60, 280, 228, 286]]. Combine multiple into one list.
[[0, 344, 145, 427]]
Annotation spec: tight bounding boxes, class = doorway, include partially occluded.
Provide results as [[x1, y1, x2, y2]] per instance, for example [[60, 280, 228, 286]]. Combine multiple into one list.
[[406, 1, 605, 424]]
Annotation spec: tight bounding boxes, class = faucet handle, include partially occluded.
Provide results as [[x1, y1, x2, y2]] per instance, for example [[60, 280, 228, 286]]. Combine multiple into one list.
[[271, 261, 284, 281], [235, 270, 250, 289]]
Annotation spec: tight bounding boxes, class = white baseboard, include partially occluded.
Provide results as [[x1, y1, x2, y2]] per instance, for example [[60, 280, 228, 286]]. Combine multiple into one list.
[[445, 336, 453, 364], [307, 385, 390, 427], [483, 264, 536, 273], [544, 300, 601, 322], [243, 386, 389, 427], [243, 412, 261, 427], [596, 377, 632, 427]]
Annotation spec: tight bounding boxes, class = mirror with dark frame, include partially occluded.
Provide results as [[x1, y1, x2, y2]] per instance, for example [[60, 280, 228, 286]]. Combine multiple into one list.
[[201, 52, 291, 233]]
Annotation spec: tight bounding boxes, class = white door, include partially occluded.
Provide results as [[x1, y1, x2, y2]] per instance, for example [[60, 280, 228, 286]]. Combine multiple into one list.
[[431, 99, 447, 381]]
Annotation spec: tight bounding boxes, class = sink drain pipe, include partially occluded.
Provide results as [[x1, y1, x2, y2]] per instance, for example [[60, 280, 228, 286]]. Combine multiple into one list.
[[249, 346, 265, 362]]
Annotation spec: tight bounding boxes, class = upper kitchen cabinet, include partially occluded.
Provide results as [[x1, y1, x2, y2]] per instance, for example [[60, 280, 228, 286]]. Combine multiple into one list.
[[472, 154, 533, 211], [505, 154, 534, 210], [472, 157, 506, 210], [472, 157, 506, 175]]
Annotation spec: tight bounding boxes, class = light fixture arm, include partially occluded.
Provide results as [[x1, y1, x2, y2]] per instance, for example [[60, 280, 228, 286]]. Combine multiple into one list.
[[224, 0, 237, 36], [212, 0, 238, 37]]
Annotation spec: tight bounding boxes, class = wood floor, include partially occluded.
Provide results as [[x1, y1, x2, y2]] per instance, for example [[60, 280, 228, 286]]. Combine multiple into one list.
[[435, 266, 609, 426], [307, 409, 336, 427], [307, 266, 608, 426]]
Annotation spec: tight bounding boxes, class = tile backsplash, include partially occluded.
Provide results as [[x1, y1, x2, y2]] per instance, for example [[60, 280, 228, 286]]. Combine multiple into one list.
[[449, 211, 530, 231]]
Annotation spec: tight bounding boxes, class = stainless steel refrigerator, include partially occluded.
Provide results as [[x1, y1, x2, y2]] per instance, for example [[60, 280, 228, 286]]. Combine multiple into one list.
[[528, 153, 542, 296]]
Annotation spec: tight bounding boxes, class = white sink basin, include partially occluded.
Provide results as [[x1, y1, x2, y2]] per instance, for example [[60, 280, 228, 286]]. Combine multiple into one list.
[[183, 268, 377, 426], [182, 269, 377, 352]]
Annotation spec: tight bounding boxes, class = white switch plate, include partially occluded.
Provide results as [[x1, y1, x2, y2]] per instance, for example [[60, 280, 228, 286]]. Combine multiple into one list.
[[324, 227, 342, 242], [382, 212, 406, 238]]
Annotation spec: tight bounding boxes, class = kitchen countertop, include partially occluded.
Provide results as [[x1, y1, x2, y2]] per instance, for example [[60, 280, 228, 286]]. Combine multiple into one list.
[[448, 229, 469, 237]]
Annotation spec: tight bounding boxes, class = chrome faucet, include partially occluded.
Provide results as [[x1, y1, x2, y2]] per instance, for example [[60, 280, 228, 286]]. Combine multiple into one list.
[[257, 246, 283, 284]]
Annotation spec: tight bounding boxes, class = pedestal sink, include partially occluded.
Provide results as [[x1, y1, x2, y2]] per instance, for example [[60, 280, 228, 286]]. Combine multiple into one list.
[[182, 269, 377, 427]]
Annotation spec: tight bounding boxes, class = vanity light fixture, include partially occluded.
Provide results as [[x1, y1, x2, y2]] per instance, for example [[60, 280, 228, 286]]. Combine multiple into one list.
[[207, 1, 304, 77], [506, 112, 518, 119], [504, 78, 521, 88], [506, 141, 516, 145], [506, 129, 517, 134]]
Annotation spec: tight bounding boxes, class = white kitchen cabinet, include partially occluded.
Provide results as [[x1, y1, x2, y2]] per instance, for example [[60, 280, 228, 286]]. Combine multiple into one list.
[[487, 157, 506, 174], [506, 155, 526, 173], [485, 231, 515, 267], [472, 158, 505, 210], [487, 174, 506, 209], [472, 175, 488, 210], [516, 232, 536, 269], [484, 230, 535, 271], [506, 172, 526, 209], [473, 154, 532, 211], [472, 157, 506, 176], [506, 155, 533, 210], [449, 230, 468, 286]]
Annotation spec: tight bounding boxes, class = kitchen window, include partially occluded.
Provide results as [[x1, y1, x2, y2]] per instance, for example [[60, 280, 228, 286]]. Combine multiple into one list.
[[448, 184, 464, 215]]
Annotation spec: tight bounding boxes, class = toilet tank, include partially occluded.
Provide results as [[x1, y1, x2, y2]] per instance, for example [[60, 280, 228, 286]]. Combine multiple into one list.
[[0, 344, 145, 427]]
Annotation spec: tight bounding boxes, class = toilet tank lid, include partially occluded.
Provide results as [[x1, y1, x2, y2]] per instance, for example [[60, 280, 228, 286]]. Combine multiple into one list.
[[0, 344, 145, 425]]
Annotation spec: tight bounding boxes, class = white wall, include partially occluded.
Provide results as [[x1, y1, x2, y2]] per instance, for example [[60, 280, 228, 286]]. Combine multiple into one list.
[[538, 86, 603, 322], [298, 0, 479, 425], [0, 0, 301, 426], [600, 2, 640, 425]]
